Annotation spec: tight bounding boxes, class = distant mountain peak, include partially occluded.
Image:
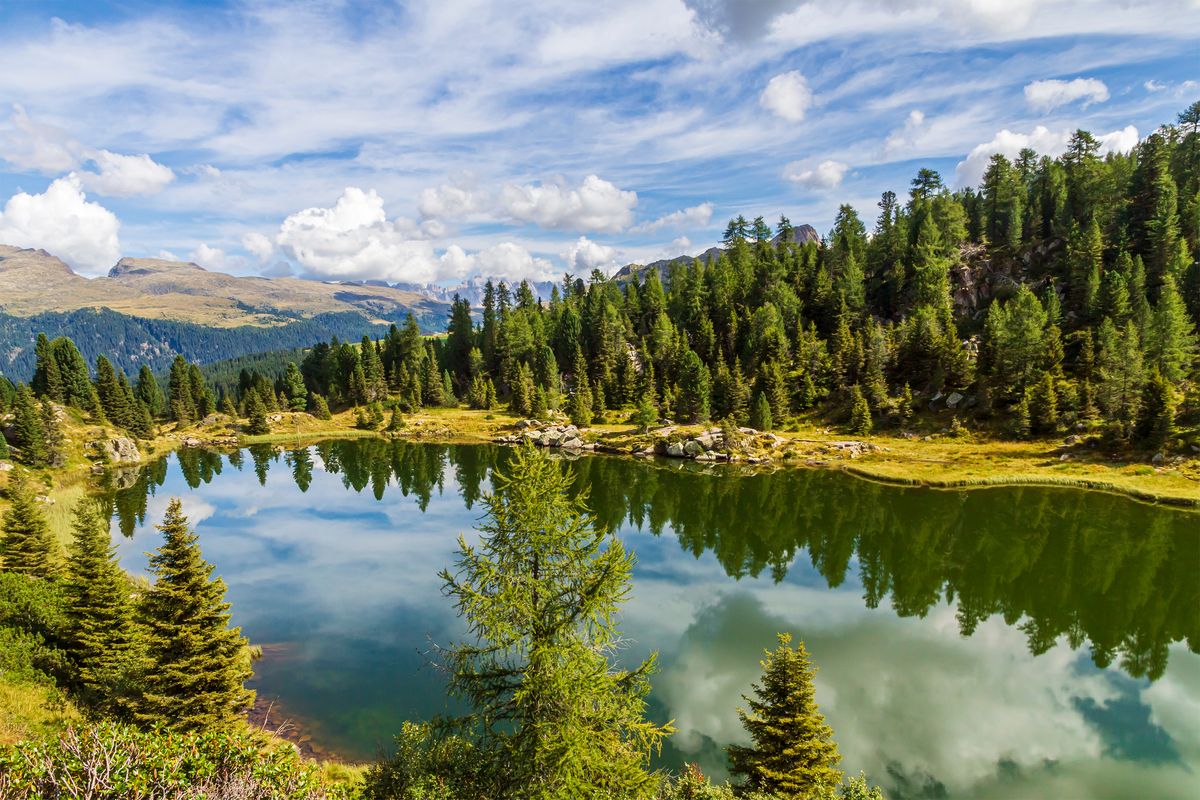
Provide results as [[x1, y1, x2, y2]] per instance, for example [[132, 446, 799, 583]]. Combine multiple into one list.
[[108, 257, 208, 279]]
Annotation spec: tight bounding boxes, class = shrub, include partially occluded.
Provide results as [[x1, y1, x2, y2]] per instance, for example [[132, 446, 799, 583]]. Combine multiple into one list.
[[0, 722, 340, 799]]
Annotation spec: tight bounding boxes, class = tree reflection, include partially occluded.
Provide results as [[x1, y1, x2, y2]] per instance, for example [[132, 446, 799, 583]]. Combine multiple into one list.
[[103, 442, 1199, 680]]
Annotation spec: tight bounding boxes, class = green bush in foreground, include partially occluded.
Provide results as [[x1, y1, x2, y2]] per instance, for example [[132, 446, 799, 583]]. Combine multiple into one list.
[[0, 721, 347, 799]]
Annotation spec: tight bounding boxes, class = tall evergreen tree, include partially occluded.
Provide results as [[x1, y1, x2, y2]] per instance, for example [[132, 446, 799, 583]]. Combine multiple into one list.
[[1, 475, 58, 578], [63, 500, 140, 717], [135, 499, 254, 731], [728, 633, 843, 799], [10, 384, 47, 468], [439, 445, 671, 798]]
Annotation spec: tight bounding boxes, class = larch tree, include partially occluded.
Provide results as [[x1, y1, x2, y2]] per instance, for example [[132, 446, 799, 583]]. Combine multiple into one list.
[[63, 500, 140, 717], [728, 633, 843, 799], [135, 499, 254, 731], [439, 445, 672, 799]]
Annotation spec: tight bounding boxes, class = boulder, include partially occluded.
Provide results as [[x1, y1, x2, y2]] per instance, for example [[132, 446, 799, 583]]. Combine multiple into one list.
[[666, 441, 686, 458], [100, 437, 142, 463], [0, 461, 13, 472], [946, 392, 964, 409], [683, 439, 704, 457], [695, 433, 715, 450], [561, 437, 584, 450], [1151, 452, 1165, 465]]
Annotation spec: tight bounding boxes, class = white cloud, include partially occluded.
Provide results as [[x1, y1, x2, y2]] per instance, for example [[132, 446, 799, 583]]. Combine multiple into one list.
[[671, 236, 691, 252], [783, 159, 849, 189], [563, 235, 619, 273], [1144, 79, 1168, 93], [418, 181, 483, 219], [0, 106, 172, 196], [956, 123, 1139, 187], [759, 70, 812, 122], [276, 187, 440, 283], [79, 150, 174, 197], [0, 104, 80, 173], [188, 243, 227, 270], [499, 174, 636, 232], [631, 202, 714, 233], [242, 231, 275, 262], [1024, 78, 1109, 112], [883, 109, 927, 154], [0, 174, 120, 274]]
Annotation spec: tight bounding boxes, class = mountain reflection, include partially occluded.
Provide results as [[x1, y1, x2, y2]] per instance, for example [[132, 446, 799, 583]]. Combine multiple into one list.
[[100, 439, 1199, 682]]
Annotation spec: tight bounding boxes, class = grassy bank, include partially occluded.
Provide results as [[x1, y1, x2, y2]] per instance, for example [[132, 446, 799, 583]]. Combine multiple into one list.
[[196, 406, 1200, 508]]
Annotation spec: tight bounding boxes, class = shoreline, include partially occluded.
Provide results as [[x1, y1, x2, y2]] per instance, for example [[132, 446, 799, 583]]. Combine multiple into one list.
[[220, 408, 1199, 509]]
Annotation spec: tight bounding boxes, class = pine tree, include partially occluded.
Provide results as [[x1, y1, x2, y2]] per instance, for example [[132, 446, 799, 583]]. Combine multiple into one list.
[[95, 355, 129, 429], [311, 393, 332, 420], [847, 385, 872, 435], [40, 399, 65, 468], [284, 362, 307, 411], [567, 347, 593, 426], [1, 475, 58, 578], [728, 633, 843, 799], [63, 500, 140, 717], [31, 333, 63, 401], [134, 499, 253, 731], [168, 356, 196, 423], [0, 432, 8, 460], [439, 445, 671, 798], [1145, 275, 1197, 383], [1135, 368, 1176, 450], [11, 384, 47, 467], [135, 365, 164, 417], [244, 391, 270, 435], [750, 391, 773, 431], [1029, 373, 1060, 434], [676, 349, 711, 423]]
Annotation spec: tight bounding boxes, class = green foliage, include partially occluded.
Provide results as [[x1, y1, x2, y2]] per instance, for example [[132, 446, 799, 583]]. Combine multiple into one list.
[[1135, 368, 1176, 450], [133, 499, 254, 731], [10, 384, 47, 468], [63, 500, 140, 718], [244, 390, 271, 435], [439, 445, 671, 799], [1, 476, 59, 578], [0, 722, 336, 800], [312, 393, 333, 420], [364, 721, 493, 800], [750, 392, 773, 431], [846, 385, 872, 435], [728, 633, 842, 799]]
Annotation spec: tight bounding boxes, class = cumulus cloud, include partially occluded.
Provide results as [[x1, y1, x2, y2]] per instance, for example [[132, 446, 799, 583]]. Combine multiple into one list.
[[759, 70, 812, 122], [1024, 78, 1109, 112], [563, 235, 619, 273], [276, 187, 440, 283], [79, 150, 174, 196], [188, 243, 228, 270], [956, 124, 1139, 187], [418, 181, 482, 219], [783, 159, 849, 189], [242, 231, 275, 262], [0, 174, 120, 274], [439, 241, 556, 283], [631, 202, 714, 233], [499, 174, 636, 232], [883, 109, 927, 154]]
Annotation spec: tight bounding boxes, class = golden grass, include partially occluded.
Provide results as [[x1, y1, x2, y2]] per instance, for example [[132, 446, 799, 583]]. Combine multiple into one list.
[[0, 680, 80, 746]]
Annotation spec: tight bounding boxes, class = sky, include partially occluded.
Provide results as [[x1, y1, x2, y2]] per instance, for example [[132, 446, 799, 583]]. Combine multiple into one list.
[[0, 0, 1197, 286]]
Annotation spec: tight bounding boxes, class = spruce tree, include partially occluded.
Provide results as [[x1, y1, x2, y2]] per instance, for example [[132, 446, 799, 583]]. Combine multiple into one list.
[[728, 633, 842, 799], [284, 363, 308, 411], [11, 384, 47, 467], [94, 355, 129, 428], [439, 445, 671, 798], [63, 500, 139, 717], [0, 431, 8, 460], [40, 399, 65, 468], [244, 391, 270, 435], [676, 349, 711, 423], [135, 365, 164, 417], [311, 393, 332, 420], [1135, 368, 1176, 450], [750, 391, 773, 431], [168, 355, 196, 423], [567, 347, 594, 426], [847, 385, 872, 435], [1, 475, 58, 578], [1029, 373, 1060, 434], [135, 499, 253, 731]]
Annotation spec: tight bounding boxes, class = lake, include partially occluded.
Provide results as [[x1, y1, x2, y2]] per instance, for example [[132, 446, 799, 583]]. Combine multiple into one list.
[[102, 440, 1200, 800]]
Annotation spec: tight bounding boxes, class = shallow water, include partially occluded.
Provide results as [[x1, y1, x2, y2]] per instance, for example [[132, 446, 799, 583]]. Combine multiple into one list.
[[104, 440, 1200, 799]]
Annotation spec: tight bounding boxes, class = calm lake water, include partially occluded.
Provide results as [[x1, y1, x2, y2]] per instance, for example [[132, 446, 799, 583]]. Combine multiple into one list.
[[103, 440, 1199, 800]]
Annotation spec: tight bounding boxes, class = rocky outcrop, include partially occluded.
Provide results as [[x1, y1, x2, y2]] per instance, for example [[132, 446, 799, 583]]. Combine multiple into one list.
[[496, 422, 595, 451], [98, 436, 142, 463]]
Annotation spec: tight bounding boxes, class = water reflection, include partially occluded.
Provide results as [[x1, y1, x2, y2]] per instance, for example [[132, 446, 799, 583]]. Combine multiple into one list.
[[99, 441, 1200, 800]]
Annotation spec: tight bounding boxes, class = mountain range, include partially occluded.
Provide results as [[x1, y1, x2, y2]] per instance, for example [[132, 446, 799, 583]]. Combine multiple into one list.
[[0, 226, 821, 380]]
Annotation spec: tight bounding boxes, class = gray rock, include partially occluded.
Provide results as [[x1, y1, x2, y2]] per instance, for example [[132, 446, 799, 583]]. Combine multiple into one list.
[[695, 433, 715, 450], [684, 439, 704, 457], [946, 392, 964, 409], [0, 461, 13, 472], [1151, 452, 1165, 465], [561, 437, 584, 450], [101, 437, 142, 463], [666, 441, 686, 458]]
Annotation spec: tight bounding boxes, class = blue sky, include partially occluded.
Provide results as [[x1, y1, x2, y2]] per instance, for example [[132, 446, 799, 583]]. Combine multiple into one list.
[[0, 0, 1197, 285]]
